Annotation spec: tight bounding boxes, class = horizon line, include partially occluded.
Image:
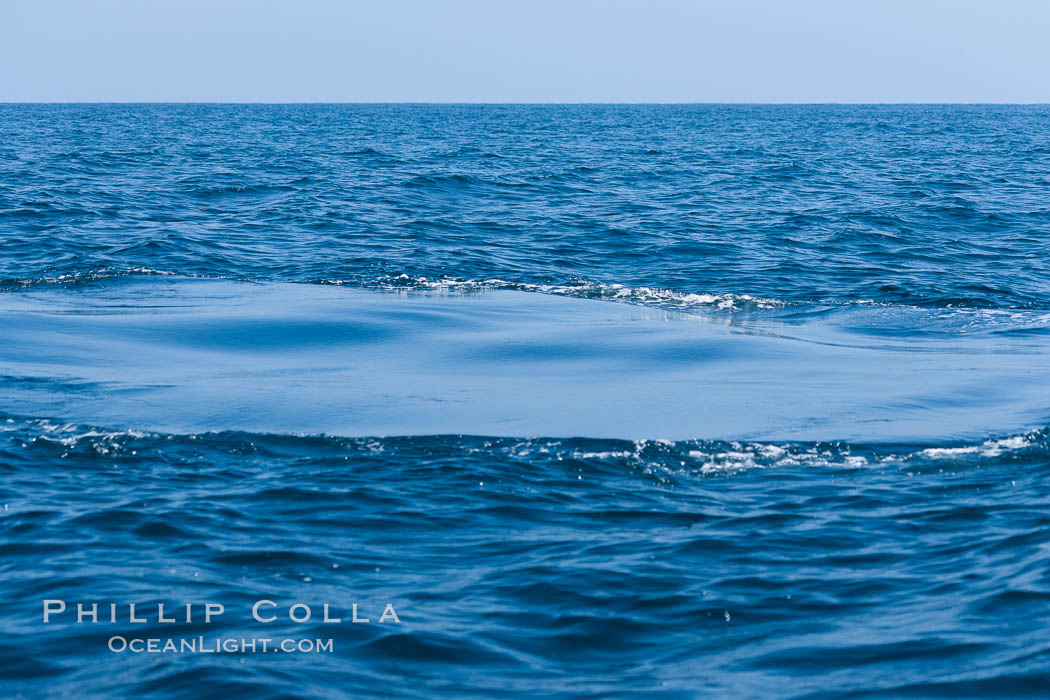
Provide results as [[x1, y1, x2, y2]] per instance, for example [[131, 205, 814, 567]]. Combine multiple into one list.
[[3, 101, 1050, 106]]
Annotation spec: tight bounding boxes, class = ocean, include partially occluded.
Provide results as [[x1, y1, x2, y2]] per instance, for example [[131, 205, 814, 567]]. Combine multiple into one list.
[[2, 104, 1049, 697]]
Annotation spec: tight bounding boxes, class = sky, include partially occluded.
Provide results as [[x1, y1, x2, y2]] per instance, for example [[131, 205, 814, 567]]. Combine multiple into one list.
[[3, 0, 1049, 103]]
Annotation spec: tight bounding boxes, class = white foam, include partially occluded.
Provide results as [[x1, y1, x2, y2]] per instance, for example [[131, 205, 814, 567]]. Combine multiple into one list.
[[357, 275, 787, 312]]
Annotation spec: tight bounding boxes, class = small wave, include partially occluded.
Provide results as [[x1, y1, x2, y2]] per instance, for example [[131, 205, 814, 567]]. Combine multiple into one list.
[[334, 275, 1050, 321], [0, 267, 179, 290], [7, 270, 1050, 326], [402, 173, 484, 188], [1, 268, 784, 312], [4, 413, 1047, 478], [917, 434, 1040, 460]]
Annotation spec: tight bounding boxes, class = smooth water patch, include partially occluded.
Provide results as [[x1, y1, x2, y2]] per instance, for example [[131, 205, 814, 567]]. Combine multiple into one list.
[[1, 277, 1047, 441]]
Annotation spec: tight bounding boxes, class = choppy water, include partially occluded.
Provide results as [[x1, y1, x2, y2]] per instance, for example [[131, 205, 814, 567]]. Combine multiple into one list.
[[2, 104, 1050, 698]]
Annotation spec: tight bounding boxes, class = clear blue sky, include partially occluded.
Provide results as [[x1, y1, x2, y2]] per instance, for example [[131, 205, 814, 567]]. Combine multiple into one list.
[[3, 0, 1049, 102]]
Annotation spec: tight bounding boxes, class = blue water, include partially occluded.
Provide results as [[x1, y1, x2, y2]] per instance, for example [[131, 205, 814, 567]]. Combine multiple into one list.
[[2, 104, 1050, 697]]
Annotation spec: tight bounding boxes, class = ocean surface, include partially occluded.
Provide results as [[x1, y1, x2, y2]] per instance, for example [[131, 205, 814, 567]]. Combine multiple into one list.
[[1, 104, 1050, 698]]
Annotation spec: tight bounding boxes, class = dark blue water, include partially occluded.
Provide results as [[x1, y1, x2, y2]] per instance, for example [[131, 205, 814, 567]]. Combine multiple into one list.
[[2, 104, 1050, 697]]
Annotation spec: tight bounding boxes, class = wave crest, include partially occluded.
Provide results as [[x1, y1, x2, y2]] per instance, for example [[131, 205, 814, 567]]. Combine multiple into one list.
[[5, 414, 1047, 478]]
